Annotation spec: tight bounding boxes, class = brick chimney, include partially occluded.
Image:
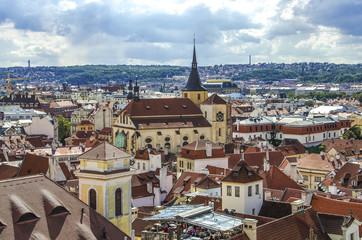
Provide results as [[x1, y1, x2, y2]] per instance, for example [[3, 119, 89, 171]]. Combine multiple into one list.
[[243, 218, 258, 240]]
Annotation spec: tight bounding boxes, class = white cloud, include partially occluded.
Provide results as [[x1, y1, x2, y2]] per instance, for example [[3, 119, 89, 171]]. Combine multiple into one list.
[[0, 0, 360, 66]]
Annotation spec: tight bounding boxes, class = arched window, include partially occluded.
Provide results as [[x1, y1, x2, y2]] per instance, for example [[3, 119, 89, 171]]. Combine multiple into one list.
[[115, 188, 122, 216], [89, 189, 97, 210]]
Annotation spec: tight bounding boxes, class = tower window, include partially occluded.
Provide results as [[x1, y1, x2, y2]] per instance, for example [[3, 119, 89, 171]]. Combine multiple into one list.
[[198, 94, 200, 100], [115, 188, 122, 216], [184, 93, 188, 98], [219, 128, 221, 136], [89, 189, 97, 210]]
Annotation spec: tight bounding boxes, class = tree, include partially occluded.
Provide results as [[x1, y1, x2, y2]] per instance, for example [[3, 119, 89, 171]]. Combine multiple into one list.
[[58, 115, 71, 145], [343, 126, 362, 140], [305, 100, 315, 107], [307, 144, 325, 154]]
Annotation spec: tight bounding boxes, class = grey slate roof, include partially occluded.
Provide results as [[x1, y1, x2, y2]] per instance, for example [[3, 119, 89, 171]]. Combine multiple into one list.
[[78, 141, 131, 160]]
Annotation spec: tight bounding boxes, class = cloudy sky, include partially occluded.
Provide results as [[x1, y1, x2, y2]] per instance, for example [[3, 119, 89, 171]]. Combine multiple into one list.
[[0, 0, 361, 67]]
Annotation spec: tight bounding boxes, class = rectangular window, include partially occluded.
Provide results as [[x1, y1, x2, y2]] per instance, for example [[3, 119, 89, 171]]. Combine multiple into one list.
[[248, 186, 252, 197], [314, 176, 321, 182], [255, 184, 259, 195], [184, 93, 188, 98], [227, 186, 232, 196], [235, 186, 240, 197], [303, 175, 309, 181], [198, 94, 200, 100]]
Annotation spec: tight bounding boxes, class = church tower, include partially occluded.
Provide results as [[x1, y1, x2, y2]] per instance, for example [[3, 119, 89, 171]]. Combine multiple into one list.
[[182, 39, 208, 105], [75, 142, 134, 236]]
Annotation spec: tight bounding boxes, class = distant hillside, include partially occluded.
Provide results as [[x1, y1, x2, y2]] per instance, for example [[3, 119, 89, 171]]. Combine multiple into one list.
[[1, 62, 361, 85]]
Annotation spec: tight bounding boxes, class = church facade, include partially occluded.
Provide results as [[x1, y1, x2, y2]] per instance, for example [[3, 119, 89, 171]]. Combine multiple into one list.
[[112, 41, 231, 154]]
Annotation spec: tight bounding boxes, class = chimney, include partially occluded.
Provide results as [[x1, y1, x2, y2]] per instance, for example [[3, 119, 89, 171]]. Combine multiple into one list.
[[200, 168, 209, 176], [329, 184, 337, 195], [243, 218, 258, 240], [206, 141, 212, 157], [291, 199, 305, 214], [264, 190, 272, 200], [290, 162, 298, 182], [264, 150, 270, 172], [234, 142, 241, 154], [147, 182, 153, 193], [159, 167, 167, 192]]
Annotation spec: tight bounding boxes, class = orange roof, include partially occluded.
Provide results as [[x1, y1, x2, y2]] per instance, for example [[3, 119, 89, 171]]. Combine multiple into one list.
[[261, 165, 303, 191], [311, 194, 362, 217]]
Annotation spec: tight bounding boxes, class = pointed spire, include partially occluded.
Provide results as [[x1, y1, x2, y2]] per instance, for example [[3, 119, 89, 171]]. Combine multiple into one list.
[[133, 74, 139, 101], [192, 36, 197, 68], [184, 37, 206, 91]]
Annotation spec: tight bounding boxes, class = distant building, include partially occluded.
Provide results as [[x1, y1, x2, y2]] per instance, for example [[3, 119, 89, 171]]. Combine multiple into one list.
[[203, 79, 240, 94]]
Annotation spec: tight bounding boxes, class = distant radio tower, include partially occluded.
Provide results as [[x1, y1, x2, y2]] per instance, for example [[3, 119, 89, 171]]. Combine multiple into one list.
[[249, 55, 251, 65], [28, 60, 30, 68]]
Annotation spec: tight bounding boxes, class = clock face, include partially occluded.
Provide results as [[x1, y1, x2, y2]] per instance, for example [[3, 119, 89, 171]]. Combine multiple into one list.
[[216, 111, 224, 122]]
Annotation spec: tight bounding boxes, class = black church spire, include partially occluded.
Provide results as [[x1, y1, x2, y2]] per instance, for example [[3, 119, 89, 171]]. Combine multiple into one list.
[[184, 38, 206, 91]]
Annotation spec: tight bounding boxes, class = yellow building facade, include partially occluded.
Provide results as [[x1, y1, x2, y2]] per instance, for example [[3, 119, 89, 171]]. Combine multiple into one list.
[[75, 141, 134, 236]]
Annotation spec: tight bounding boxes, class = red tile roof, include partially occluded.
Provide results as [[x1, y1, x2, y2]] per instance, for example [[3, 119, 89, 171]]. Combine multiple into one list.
[[261, 165, 303, 191], [331, 162, 361, 190], [256, 207, 330, 240], [196, 176, 220, 189], [279, 188, 303, 202], [311, 194, 362, 217], [178, 140, 226, 159], [189, 196, 223, 210], [121, 98, 202, 117], [79, 120, 93, 125], [131, 116, 211, 129], [17, 153, 49, 177], [201, 94, 227, 105], [164, 172, 206, 202], [0, 164, 18, 180], [222, 160, 263, 184], [243, 151, 285, 169]]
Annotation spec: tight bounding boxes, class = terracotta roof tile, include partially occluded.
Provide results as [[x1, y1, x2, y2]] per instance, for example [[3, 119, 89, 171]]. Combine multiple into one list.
[[0, 175, 129, 239], [164, 172, 206, 203], [195, 176, 220, 189], [256, 207, 330, 240], [17, 153, 49, 177], [0, 164, 19, 179], [121, 98, 202, 117], [131, 116, 211, 129], [201, 94, 227, 105], [311, 194, 362, 217], [261, 165, 303, 191], [222, 160, 263, 184]]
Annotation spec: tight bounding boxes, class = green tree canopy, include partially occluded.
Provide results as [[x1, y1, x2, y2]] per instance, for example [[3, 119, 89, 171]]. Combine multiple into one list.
[[58, 115, 71, 145], [343, 126, 362, 140]]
